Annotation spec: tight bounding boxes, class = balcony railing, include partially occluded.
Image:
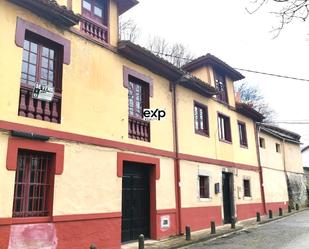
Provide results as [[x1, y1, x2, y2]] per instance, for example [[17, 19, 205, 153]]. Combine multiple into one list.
[[80, 16, 108, 43], [129, 116, 150, 142], [18, 83, 61, 123]]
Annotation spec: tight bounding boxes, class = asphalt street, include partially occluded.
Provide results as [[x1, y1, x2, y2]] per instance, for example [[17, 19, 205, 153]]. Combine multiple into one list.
[[182, 210, 309, 249]]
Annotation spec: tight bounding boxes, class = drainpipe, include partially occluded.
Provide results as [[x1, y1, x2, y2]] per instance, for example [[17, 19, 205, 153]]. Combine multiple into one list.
[[171, 81, 182, 235], [282, 139, 291, 207], [255, 123, 267, 214]]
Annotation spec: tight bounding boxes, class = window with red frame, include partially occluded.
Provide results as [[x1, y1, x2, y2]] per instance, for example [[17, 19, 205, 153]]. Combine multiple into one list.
[[238, 121, 248, 147], [199, 175, 210, 198], [128, 76, 149, 119], [194, 103, 209, 136], [82, 0, 108, 25], [21, 32, 62, 91], [214, 70, 228, 103], [12, 150, 54, 218], [218, 114, 232, 142]]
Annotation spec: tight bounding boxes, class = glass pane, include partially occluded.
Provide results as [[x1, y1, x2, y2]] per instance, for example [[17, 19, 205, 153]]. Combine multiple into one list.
[[42, 57, 48, 68], [23, 40, 30, 50], [48, 71, 54, 81], [28, 76, 36, 83], [22, 62, 28, 73], [29, 64, 36, 76], [30, 53, 37, 64], [40, 79, 47, 86], [30, 42, 37, 53], [94, 6, 103, 17], [42, 47, 49, 58], [49, 60, 54, 70], [83, 0, 91, 10], [50, 50, 54, 59], [41, 68, 48, 79], [22, 50, 29, 61]]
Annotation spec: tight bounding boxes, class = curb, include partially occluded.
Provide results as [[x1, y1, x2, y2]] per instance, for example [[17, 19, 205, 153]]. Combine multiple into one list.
[[258, 208, 308, 225]]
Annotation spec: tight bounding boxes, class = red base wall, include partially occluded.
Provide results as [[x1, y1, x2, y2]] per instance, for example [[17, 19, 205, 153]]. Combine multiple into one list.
[[156, 209, 177, 240], [181, 206, 222, 233], [236, 203, 265, 221], [266, 201, 288, 213], [0, 226, 10, 249]]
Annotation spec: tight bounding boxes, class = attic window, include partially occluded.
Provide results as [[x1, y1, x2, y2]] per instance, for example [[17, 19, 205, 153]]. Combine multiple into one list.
[[214, 70, 228, 104], [259, 137, 265, 148], [276, 143, 281, 153]]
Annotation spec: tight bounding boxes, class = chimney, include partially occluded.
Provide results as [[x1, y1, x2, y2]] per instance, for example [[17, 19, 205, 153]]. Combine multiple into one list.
[[67, 0, 72, 10], [235, 91, 241, 102]]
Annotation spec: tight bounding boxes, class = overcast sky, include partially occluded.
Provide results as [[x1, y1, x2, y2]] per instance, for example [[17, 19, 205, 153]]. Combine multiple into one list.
[[121, 0, 309, 146]]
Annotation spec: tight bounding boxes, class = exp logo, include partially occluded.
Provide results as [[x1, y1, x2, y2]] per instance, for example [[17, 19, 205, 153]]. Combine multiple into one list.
[[143, 109, 166, 121]]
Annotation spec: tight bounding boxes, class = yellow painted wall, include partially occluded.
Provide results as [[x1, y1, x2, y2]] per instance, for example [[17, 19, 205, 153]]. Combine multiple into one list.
[[180, 160, 261, 208], [0, 1, 174, 152], [262, 167, 289, 203], [284, 141, 304, 173], [176, 85, 259, 167], [259, 132, 284, 171], [0, 133, 176, 217]]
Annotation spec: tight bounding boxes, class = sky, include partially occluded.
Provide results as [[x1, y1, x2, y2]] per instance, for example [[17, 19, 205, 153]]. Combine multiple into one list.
[[121, 0, 309, 146]]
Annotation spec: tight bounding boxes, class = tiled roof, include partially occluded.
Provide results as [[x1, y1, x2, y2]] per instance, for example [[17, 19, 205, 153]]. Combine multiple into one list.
[[259, 123, 301, 143], [236, 102, 264, 122], [182, 53, 245, 81], [9, 0, 80, 27]]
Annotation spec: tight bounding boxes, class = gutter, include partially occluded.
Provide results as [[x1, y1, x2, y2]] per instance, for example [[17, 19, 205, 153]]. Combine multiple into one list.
[[255, 123, 267, 214], [171, 81, 182, 235]]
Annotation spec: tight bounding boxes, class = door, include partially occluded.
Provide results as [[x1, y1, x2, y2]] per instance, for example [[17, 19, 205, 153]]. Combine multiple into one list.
[[121, 163, 150, 242], [222, 172, 234, 223]]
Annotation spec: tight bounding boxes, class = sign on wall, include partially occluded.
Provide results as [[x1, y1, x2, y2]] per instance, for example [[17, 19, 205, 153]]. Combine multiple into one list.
[[160, 215, 170, 229], [32, 83, 54, 102]]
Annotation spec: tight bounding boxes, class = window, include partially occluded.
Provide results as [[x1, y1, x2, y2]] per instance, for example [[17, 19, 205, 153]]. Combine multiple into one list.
[[214, 70, 228, 103], [13, 150, 54, 217], [259, 137, 265, 148], [218, 114, 232, 142], [199, 175, 210, 198], [194, 103, 209, 136], [238, 121, 248, 147], [243, 179, 251, 197], [276, 143, 281, 153], [82, 0, 107, 25], [18, 32, 63, 123], [128, 76, 150, 141]]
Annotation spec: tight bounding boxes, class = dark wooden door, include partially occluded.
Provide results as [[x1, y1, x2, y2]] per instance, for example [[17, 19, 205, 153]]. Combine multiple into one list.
[[122, 163, 150, 242], [222, 172, 234, 223]]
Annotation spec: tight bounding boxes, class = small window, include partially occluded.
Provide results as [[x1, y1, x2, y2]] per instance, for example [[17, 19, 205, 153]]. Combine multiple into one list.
[[199, 175, 210, 198], [218, 114, 232, 142], [214, 70, 228, 103], [276, 143, 281, 153], [243, 179, 251, 197], [194, 102, 209, 136], [82, 0, 107, 25], [13, 150, 54, 217], [259, 137, 265, 148], [238, 121, 248, 147]]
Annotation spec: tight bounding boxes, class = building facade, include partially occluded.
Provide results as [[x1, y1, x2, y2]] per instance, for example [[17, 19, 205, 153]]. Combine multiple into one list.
[[258, 124, 307, 210], [0, 0, 297, 248]]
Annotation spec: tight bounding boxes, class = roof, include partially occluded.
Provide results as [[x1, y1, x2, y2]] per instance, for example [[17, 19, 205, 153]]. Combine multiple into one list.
[[118, 40, 217, 97], [116, 0, 139, 15], [258, 123, 301, 144], [236, 102, 264, 122], [182, 53, 245, 81], [9, 0, 80, 27]]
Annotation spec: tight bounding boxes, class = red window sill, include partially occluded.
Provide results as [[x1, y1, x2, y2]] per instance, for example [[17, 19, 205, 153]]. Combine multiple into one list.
[[10, 216, 51, 225], [195, 129, 209, 137]]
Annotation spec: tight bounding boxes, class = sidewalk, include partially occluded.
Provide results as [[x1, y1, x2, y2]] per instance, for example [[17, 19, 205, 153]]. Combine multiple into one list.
[[121, 208, 307, 249]]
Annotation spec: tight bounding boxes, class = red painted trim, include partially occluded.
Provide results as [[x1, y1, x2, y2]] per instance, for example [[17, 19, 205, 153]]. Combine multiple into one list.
[[181, 206, 222, 232], [117, 152, 160, 180], [178, 153, 259, 172], [15, 17, 71, 64], [156, 209, 177, 215], [116, 152, 158, 240], [1, 120, 260, 172], [0, 212, 122, 225], [123, 66, 153, 97], [0, 120, 175, 159], [6, 136, 64, 175], [266, 202, 288, 212]]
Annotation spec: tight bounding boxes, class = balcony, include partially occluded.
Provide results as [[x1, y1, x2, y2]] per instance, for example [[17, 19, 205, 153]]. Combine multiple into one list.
[[129, 116, 150, 142], [80, 15, 108, 44], [18, 83, 61, 123]]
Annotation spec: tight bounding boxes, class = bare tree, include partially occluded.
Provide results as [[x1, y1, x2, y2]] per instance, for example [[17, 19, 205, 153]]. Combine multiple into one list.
[[119, 19, 194, 67], [247, 0, 309, 37], [236, 82, 276, 122]]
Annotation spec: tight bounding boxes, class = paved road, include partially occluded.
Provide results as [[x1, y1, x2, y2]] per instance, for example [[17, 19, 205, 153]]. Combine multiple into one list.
[[182, 210, 309, 249]]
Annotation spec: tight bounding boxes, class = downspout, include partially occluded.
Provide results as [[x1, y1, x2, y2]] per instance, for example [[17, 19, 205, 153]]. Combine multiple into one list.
[[255, 123, 267, 214], [171, 81, 182, 235], [282, 139, 290, 206]]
